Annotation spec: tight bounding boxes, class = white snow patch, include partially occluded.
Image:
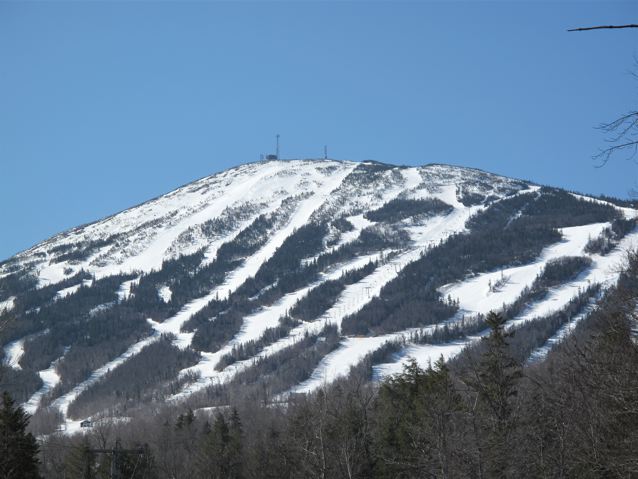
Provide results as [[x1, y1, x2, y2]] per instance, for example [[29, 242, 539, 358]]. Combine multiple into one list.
[[0, 296, 15, 313], [88, 302, 114, 317], [526, 302, 597, 364], [3, 338, 25, 370], [55, 279, 93, 300], [373, 340, 475, 380], [3, 329, 50, 370], [117, 277, 140, 302], [158, 285, 172, 303], [327, 215, 374, 253], [292, 335, 401, 393]]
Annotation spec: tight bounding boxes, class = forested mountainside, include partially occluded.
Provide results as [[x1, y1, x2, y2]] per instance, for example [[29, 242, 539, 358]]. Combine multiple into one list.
[[1, 159, 637, 477]]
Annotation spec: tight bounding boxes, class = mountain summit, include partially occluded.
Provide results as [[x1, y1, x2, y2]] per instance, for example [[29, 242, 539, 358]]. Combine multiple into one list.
[[1, 159, 636, 433]]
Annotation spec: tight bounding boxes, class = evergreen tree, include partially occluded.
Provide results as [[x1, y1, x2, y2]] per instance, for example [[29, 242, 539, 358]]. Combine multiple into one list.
[[197, 412, 244, 478], [467, 311, 522, 478], [374, 358, 465, 478], [0, 392, 41, 478], [64, 437, 95, 479], [116, 443, 157, 479], [227, 408, 243, 479]]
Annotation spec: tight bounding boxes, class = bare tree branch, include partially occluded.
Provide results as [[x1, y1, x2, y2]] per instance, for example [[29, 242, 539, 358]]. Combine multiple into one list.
[[593, 112, 638, 167], [568, 24, 638, 32]]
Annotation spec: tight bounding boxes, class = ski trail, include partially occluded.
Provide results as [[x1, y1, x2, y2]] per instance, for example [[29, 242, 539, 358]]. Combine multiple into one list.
[[508, 228, 638, 328], [51, 163, 356, 423], [23, 347, 70, 414], [172, 253, 384, 397], [3, 329, 49, 370], [440, 223, 610, 319], [172, 205, 479, 399], [3, 338, 25, 370], [526, 300, 598, 364]]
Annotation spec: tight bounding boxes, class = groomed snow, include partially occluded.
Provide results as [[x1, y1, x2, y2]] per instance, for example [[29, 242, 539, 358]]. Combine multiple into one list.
[[51, 162, 357, 427], [508, 227, 638, 328], [173, 203, 483, 399], [23, 347, 69, 415], [372, 226, 638, 381], [51, 328, 159, 417], [526, 301, 598, 364], [372, 340, 479, 380], [12, 161, 357, 287], [440, 223, 610, 320], [172, 253, 385, 398], [55, 279, 93, 300], [292, 335, 402, 393]]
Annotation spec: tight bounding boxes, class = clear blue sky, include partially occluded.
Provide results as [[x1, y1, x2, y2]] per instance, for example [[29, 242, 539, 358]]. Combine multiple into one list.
[[1, 1, 636, 260]]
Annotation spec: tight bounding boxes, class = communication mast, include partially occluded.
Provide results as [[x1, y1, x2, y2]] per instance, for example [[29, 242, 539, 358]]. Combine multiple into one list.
[[276, 134, 280, 159], [324, 145, 328, 159], [265, 134, 280, 161]]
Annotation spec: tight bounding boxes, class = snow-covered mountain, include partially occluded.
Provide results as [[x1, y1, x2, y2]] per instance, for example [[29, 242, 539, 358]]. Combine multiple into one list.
[[1, 159, 636, 434]]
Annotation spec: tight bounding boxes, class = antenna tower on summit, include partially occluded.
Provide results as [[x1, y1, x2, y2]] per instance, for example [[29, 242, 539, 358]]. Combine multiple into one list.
[[276, 134, 280, 159]]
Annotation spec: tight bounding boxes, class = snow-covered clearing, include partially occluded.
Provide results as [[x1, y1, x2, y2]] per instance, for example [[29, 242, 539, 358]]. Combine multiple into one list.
[[158, 285, 172, 303], [55, 279, 93, 300], [0, 296, 15, 313], [333, 215, 373, 250], [238, 252, 383, 346], [3, 338, 25, 369], [292, 335, 403, 393], [301, 215, 373, 267], [117, 277, 140, 302], [23, 347, 69, 414], [3, 329, 49, 370], [12, 161, 354, 288], [209, 166, 356, 304], [526, 302, 598, 364], [372, 340, 479, 380], [34, 163, 288, 285]]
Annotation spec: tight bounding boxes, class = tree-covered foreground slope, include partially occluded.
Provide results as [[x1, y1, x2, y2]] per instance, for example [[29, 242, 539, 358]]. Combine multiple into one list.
[[0, 159, 637, 455], [29, 251, 638, 478]]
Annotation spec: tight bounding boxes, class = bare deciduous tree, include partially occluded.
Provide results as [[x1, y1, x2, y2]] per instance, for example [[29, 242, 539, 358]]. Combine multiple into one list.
[[594, 108, 638, 167]]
